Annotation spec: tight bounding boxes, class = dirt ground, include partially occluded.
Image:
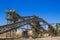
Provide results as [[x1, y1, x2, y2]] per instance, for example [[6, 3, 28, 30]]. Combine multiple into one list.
[[14, 36, 60, 40], [0, 36, 60, 40]]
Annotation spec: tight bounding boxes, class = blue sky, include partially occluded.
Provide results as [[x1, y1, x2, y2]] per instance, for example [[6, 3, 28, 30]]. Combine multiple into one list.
[[0, 0, 60, 26]]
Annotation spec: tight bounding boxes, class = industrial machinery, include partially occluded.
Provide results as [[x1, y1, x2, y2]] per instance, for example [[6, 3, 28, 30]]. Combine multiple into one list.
[[0, 10, 55, 39]]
